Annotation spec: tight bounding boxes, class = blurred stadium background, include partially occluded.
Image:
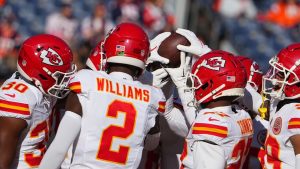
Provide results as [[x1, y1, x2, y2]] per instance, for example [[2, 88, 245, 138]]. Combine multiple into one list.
[[0, 0, 300, 82]]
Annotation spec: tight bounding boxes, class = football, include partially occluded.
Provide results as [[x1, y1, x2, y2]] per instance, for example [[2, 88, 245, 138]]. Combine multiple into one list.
[[146, 32, 190, 72]]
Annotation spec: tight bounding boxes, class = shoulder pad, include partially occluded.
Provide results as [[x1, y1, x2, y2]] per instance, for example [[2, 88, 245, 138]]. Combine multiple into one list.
[[0, 79, 38, 120], [192, 111, 229, 144]]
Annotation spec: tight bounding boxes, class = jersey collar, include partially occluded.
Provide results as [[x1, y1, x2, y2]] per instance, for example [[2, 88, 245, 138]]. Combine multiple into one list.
[[109, 72, 133, 81], [206, 106, 233, 114]]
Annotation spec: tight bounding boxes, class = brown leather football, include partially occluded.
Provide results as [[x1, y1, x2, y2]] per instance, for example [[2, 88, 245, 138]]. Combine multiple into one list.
[[157, 32, 190, 68], [146, 32, 190, 72]]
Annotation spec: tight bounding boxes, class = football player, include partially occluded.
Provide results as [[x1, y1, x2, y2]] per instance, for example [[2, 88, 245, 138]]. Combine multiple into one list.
[[85, 40, 106, 71], [39, 23, 166, 169], [236, 56, 268, 169], [150, 28, 212, 138], [159, 91, 187, 169], [0, 34, 76, 168], [236, 56, 264, 115], [60, 40, 106, 169], [144, 29, 212, 169], [174, 50, 253, 169], [263, 43, 300, 169]]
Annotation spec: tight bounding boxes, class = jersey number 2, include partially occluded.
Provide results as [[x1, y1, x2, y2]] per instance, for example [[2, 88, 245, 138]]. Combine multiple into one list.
[[97, 100, 137, 165]]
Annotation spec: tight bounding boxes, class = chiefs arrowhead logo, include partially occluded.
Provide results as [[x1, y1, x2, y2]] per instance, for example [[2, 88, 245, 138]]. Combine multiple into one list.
[[40, 48, 63, 66], [201, 57, 226, 71]]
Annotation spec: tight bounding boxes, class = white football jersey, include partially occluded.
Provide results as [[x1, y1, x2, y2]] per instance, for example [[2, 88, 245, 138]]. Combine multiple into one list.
[[68, 70, 166, 169], [181, 105, 253, 169], [137, 87, 186, 169], [264, 102, 300, 169], [0, 73, 56, 169]]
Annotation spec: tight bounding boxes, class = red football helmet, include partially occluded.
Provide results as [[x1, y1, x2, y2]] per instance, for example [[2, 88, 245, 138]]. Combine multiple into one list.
[[236, 56, 263, 92], [188, 50, 247, 104], [86, 40, 106, 71], [17, 34, 76, 98], [103, 22, 150, 70], [263, 43, 300, 99]]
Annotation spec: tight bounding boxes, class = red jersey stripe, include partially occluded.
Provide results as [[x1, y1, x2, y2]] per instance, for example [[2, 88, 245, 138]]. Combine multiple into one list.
[[193, 123, 228, 131], [0, 99, 29, 108], [192, 130, 227, 138], [288, 124, 300, 129], [0, 106, 30, 115]]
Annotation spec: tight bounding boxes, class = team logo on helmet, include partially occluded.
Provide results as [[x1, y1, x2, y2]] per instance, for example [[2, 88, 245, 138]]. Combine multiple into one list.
[[40, 48, 63, 66], [201, 57, 226, 71]]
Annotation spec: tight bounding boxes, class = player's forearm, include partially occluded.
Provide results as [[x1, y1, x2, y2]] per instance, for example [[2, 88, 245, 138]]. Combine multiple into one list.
[[177, 87, 197, 125], [0, 138, 18, 169], [163, 106, 190, 137], [163, 88, 195, 137], [0, 117, 27, 169], [0, 155, 14, 169], [39, 111, 81, 169]]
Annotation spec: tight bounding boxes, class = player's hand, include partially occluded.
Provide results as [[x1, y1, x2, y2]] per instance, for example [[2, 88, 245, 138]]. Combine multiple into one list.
[[146, 32, 171, 66], [165, 52, 191, 88], [176, 28, 211, 57], [152, 68, 169, 88]]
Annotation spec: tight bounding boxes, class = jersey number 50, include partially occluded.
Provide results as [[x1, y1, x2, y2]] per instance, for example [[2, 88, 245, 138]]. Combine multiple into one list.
[[96, 100, 137, 165]]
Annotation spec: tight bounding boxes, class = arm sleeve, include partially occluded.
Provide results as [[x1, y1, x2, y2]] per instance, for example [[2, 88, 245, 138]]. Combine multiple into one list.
[[192, 141, 226, 169], [163, 104, 190, 137], [60, 145, 73, 169], [39, 111, 81, 169], [177, 87, 197, 125], [162, 87, 196, 137]]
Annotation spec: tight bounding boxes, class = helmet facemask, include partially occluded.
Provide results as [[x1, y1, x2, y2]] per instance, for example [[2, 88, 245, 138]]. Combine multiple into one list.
[[263, 57, 299, 100], [248, 62, 263, 91], [99, 41, 107, 71], [43, 64, 77, 98]]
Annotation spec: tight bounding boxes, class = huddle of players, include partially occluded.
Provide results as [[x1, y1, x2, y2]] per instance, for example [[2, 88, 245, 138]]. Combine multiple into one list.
[[0, 22, 299, 169]]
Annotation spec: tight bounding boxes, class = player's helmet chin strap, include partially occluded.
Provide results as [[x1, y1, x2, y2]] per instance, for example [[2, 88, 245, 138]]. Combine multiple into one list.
[[198, 84, 226, 104], [43, 65, 77, 98]]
